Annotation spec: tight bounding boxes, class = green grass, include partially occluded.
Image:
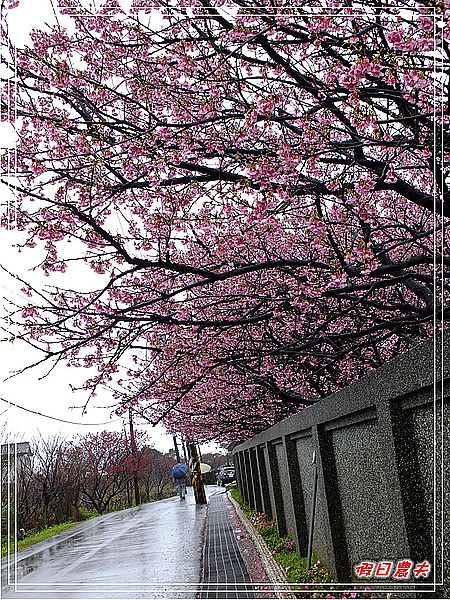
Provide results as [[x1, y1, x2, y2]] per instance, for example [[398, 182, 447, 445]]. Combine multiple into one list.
[[1, 522, 80, 558]]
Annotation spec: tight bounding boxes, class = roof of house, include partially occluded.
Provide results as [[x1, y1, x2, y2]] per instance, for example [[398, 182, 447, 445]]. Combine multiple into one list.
[[1, 442, 31, 456]]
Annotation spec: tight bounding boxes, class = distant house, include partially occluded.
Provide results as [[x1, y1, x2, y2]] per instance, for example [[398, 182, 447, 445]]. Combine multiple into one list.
[[1, 442, 31, 483]]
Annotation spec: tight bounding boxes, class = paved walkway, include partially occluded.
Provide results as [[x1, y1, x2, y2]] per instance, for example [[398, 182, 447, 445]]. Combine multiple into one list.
[[1, 486, 260, 600]]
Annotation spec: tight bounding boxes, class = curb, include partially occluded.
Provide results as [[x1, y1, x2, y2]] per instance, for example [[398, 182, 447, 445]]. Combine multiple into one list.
[[227, 492, 297, 599]]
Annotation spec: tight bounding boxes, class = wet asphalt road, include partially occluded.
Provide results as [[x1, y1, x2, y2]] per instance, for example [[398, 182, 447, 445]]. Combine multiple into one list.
[[2, 486, 223, 599]]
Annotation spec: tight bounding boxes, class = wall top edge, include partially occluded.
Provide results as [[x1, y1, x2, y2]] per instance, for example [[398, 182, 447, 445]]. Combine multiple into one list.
[[233, 333, 449, 452]]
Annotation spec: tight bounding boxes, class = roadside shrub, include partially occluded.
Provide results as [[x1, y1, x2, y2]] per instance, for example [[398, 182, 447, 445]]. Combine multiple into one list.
[[77, 506, 100, 521]]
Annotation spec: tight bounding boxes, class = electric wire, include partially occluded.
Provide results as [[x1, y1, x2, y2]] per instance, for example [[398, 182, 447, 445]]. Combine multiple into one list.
[[0, 396, 121, 426]]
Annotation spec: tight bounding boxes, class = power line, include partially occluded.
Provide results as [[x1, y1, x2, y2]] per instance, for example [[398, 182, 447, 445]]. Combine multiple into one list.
[[0, 282, 30, 302], [0, 397, 122, 426]]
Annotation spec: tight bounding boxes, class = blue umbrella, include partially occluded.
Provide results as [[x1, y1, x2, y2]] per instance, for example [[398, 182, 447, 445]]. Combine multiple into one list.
[[172, 463, 188, 478]]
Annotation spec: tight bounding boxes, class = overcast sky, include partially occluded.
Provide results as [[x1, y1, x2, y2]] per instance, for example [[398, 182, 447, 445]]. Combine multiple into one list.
[[0, 0, 222, 455], [0, 229, 200, 454]]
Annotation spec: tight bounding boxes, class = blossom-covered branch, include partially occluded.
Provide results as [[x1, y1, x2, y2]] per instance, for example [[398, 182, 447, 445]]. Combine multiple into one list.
[[1, 0, 448, 442]]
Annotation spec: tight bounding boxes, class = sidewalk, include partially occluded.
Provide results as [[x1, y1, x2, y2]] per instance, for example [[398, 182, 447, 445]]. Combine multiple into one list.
[[1, 485, 263, 600]]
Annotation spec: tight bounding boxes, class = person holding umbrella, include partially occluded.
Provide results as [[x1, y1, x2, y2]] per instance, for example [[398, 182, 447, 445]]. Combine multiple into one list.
[[171, 459, 189, 500]]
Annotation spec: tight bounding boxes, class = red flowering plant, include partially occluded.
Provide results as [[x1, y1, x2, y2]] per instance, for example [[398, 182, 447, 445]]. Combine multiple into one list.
[[248, 511, 276, 531], [273, 539, 295, 554], [1, 0, 448, 444]]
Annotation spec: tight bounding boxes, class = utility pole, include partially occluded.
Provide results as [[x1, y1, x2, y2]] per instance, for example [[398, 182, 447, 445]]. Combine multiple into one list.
[[188, 443, 207, 505], [123, 423, 133, 507], [128, 408, 140, 506], [172, 435, 181, 463], [181, 437, 188, 462]]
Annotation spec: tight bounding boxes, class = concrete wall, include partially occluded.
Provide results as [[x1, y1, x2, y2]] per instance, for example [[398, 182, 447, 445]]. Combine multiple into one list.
[[233, 334, 449, 597]]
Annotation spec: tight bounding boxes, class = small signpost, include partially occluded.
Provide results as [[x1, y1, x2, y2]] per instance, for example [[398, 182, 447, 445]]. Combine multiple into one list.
[[306, 450, 318, 570]]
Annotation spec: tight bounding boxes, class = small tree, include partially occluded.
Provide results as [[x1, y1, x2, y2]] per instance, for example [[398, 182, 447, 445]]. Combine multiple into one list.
[[71, 431, 133, 514], [139, 449, 175, 501], [33, 434, 80, 527]]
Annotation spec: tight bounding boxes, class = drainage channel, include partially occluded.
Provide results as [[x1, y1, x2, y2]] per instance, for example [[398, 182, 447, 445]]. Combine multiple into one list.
[[200, 491, 256, 599]]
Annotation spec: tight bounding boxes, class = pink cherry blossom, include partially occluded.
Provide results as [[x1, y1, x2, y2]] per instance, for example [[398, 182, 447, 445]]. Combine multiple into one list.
[[0, 0, 447, 442]]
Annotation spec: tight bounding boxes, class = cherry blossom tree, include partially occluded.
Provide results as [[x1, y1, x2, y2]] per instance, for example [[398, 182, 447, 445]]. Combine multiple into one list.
[[69, 431, 135, 514], [138, 447, 175, 501], [1, 0, 449, 443], [33, 434, 82, 525]]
